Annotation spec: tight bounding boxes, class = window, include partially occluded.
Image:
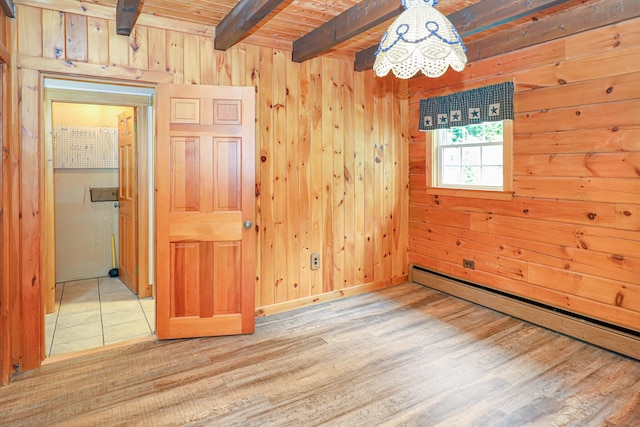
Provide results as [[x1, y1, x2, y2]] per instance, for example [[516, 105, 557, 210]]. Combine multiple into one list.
[[419, 82, 514, 197], [433, 120, 512, 191]]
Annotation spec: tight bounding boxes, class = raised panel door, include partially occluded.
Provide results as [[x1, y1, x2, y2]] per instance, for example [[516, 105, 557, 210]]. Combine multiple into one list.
[[156, 84, 255, 339]]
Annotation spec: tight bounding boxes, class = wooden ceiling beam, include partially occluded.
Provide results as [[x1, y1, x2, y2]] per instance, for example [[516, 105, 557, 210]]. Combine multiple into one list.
[[292, 0, 403, 63], [116, 0, 142, 36], [0, 0, 14, 18], [354, 46, 378, 72], [465, 0, 640, 62], [448, 0, 571, 38], [354, 0, 574, 71], [215, 0, 289, 51]]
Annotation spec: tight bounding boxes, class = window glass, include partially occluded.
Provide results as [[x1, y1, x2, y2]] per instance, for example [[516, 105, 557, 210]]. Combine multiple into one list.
[[434, 121, 508, 190]]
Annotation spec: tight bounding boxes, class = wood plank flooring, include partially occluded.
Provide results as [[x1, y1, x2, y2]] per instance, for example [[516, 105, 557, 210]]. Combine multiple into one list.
[[1, 283, 639, 426]]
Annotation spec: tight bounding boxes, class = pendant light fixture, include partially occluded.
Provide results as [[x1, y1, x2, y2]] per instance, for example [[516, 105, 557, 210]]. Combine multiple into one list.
[[373, 0, 467, 79]]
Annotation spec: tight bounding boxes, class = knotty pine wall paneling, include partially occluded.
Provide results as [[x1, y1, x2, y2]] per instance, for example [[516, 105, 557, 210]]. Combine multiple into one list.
[[10, 3, 409, 368], [408, 17, 640, 332]]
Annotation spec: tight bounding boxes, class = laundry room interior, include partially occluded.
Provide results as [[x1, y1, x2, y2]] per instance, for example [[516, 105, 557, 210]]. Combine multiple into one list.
[[52, 102, 130, 283]]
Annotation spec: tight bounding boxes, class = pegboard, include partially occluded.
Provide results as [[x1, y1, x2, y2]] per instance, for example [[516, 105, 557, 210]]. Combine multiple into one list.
[[54, 125, 118, 169]]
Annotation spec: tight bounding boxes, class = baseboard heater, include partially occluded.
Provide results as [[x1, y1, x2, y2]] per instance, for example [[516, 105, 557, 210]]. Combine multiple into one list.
[[411, 265, 640, 361]]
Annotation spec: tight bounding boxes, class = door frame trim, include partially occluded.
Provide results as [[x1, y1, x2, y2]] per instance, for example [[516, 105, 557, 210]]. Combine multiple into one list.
[[7, 56, 170, 374], [1, 63, 10, 386]]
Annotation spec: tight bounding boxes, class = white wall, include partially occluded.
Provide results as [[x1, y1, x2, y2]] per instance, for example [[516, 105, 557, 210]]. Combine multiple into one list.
[[54, 169, 118, 282]]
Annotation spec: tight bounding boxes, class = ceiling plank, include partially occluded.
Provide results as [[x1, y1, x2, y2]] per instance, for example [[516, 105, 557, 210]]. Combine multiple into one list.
[[0, 0, 14, 18], [116, 0, 141, 36], [354, 0, 574, 71], [292, 0, 403, 63], [215, 0, 289, 51]]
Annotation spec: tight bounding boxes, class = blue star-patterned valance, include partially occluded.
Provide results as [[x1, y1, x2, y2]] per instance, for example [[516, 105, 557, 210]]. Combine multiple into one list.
[[419, 82, 514, 131]]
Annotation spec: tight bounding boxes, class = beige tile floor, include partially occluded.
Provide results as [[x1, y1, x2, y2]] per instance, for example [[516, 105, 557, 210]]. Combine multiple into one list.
[[45, 276, 155, 357]]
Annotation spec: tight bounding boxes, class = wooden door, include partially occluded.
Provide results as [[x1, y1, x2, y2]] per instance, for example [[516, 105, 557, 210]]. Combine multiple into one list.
[[156, 84, 256, 339], [118, 110, 138, 294]]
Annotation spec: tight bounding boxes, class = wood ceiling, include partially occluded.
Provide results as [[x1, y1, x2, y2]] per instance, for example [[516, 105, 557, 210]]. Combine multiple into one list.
[[108, 0, 638, 71]]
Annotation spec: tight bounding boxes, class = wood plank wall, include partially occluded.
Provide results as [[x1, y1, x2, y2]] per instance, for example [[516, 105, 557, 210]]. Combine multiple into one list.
[[10, 3, 408, 370], [408, 18, 640, 332]]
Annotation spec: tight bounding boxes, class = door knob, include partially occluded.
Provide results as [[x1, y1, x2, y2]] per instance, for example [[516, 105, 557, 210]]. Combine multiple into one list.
[[114, 202, 120, 208], [243, 220, 252, 229]]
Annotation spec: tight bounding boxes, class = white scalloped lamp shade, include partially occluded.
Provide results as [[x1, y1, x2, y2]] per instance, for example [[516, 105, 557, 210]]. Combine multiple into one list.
[[373, 0, 467, 79]]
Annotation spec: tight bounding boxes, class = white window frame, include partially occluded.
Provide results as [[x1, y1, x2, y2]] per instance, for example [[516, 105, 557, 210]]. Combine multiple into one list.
[[428, 120, 513, 200]]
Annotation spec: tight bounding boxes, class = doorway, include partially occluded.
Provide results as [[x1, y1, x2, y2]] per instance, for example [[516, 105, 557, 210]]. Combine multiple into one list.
[[43, 78, 155, 357]]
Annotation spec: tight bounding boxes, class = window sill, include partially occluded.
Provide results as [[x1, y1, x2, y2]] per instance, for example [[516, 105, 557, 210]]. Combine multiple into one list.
[[426, 187, 514, 200]]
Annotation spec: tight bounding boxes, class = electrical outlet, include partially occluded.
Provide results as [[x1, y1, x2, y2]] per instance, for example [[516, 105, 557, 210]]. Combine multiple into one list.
[[311, 252, 321, 270], [463, 259, 475, 270]]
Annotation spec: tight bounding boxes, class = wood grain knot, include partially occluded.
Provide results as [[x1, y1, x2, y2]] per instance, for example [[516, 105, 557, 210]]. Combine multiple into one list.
[[615, 292, 624, 307]]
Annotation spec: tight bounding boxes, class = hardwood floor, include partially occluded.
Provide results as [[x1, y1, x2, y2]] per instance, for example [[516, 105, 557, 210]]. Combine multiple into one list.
[[1, 283, 639, 426]]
